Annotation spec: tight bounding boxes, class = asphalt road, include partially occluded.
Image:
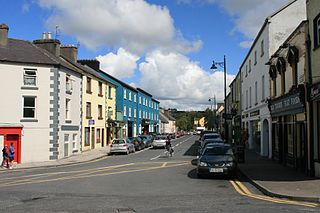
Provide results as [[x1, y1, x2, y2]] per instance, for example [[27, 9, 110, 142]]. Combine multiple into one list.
[[0, 135, 318, 212]]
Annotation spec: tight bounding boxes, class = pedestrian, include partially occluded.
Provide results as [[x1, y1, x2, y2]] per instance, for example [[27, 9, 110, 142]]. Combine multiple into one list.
[[1, 144, 9, 168], [8, 143, 15, 169]]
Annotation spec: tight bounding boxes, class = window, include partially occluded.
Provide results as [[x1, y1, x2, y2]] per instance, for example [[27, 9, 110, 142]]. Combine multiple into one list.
[[72, 134, 77, 150], [96, 129, 101, 143], [254, 51, 257, 65], [66, 74, 72, 93], [134, 108, 136, 118], [86, 102, 92, 118], [124, 89, 127, 99], [66, 98, 71, 120], [249, 87, 252, 107], [139, 96, 141, 104], [134, 94, 136, 102], [108, 86, 112, 99], [108, 107, 113, 119], [64, 134, 69, 143], [314, 14, 320, 49], [261, 40, 264, 57], [86, 77, 92, 93], [245, 65, 248, 76], [23, 96, 36, 118], [139, 110, 141, 118], [98, 82, 103, 96], [124, 105, 127, 117], [249, 60, 251, 72], [255, 81, 258, 105], [246, 90, 248, 109], [262, 75, 265, 101], [128, 107, 132, 117], [98, 105, 103, 119], [84, 127, 90, 146], [23, 69, 37, 86], [129, 91, 132, 101]]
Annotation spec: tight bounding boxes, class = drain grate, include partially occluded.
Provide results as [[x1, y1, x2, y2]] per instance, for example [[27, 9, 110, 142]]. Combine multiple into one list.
[[116, 207, 136, 212]]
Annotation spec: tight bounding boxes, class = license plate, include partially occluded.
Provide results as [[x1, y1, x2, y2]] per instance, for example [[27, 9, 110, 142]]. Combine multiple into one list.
[[210, 168, 223, 173]]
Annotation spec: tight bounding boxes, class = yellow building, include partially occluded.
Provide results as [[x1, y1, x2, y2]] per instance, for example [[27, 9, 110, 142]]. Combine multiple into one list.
[[81, 66, 107, 151], [105, 82, 117, 145], [194, 117, 206, 127]]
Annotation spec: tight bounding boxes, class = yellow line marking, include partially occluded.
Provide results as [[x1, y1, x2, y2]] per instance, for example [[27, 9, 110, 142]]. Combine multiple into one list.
[[0, 162, 188, 188], [161, 162, 167, 167], [230, 180, 318, 208]]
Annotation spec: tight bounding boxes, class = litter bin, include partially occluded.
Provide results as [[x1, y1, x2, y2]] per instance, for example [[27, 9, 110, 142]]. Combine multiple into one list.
[[237, 145, 245, 163]]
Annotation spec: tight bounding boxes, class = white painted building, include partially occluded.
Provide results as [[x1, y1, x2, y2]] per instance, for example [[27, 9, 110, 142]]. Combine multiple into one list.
[[240, 0, 306, 158], [0, 25, 82, 163]]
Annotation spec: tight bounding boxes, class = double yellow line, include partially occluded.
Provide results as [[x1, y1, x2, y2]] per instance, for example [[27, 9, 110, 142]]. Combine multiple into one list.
[[229, 180, 318, 208]]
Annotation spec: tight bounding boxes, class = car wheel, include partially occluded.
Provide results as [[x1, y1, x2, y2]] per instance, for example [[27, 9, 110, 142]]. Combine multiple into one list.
[[126, 149, 129, 155]]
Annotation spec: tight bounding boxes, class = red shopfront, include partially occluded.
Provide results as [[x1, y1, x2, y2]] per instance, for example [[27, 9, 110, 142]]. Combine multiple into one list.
[[0, 126, 22, 164]]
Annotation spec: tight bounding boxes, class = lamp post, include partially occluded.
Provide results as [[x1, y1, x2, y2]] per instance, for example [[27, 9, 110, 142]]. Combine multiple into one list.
[[211, 55, 227, 143], [208, 95, 216, 131], [208, 97, 214, 131]]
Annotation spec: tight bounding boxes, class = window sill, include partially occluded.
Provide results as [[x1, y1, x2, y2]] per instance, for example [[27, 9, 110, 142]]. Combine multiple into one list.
[[20, 118, 38, 122], [65, 120, 72, 124], [72, 149, 78, 153], [98, 117, 103, 120], [66, 90, 72, 95], [86, 116, 92, 119], [108, 97, 113, 100], [86, 91, 92, 94], [21, 86, 38, 90], [98, 94, 103, 97]]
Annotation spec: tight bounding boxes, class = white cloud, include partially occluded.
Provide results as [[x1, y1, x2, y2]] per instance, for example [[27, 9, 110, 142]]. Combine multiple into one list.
[[215, 0, 292, 40], [138, 50, 234, 110], [96, 48, 139, 79], [239, 40, 253, 48], [21, 3, 30, 13], [37, 0, 200, 54]]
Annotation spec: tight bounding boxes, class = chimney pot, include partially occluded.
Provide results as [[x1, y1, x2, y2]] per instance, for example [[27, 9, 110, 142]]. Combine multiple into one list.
[[0, 24, 9, 46], [48, 32, 52, 39], [42, 32, 47, 40]]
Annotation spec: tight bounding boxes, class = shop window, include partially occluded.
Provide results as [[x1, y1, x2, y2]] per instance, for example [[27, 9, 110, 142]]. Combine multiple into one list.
[[72, 134, 77, 151], [314, 13, 320, 49], [84, 127, 90, 146], [23, 96, 36, 118], [286, 116, 294, 155], [96, 128, 101, 143]]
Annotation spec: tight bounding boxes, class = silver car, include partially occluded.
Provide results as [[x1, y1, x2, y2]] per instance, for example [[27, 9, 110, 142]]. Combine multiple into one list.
[[110, 138, 135, 154], [152, 135, 167, 148]]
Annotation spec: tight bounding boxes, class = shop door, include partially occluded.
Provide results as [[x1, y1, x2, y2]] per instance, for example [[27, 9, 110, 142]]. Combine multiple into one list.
[[128, 122, 133, 137], [91, 127, 95, 149], [5, 135, 20, 163]]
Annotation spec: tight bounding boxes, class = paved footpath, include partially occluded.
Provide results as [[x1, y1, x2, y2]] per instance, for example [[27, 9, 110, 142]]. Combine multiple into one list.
[[238, 150, 320, 203]]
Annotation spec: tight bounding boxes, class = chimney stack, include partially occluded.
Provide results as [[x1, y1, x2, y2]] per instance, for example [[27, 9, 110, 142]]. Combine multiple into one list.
[[78, 59, 100, 71], [61, 45, 78, 63], [33, 32, 60, 57], [0, 24, 9, 46]]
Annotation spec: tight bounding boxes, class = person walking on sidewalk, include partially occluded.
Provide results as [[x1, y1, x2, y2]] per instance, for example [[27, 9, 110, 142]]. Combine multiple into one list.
[[8, 143, 15, 169], [1, 144, 9, 168]]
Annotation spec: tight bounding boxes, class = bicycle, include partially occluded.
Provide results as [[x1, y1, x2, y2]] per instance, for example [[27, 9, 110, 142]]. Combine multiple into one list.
[[165, 145, 174, 157]]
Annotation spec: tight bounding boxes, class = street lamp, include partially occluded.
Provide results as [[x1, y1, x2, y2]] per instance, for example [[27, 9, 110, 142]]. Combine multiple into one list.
[[210, 55, 227, 143]]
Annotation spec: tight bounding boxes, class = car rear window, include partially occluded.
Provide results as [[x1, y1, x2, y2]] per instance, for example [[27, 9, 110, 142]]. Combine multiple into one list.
[[203, 134, 220, 140], [204, 146, 232, 156], [156, 136, 166, 140], [113, 139, 124, 144]]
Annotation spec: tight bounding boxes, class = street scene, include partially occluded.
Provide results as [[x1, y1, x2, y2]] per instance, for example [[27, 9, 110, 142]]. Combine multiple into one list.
[[1, 0, 320, 212], [0, 135, 318, 212]]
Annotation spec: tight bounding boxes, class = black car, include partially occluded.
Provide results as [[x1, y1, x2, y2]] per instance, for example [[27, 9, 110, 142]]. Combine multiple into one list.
[[128, 137, 145, 151], [196, 144, 237, 178], [138, 135, 153, 147]]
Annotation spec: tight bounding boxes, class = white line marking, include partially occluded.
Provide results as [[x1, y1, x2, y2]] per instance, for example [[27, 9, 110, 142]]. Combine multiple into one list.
[[150, 155, 161, 160]]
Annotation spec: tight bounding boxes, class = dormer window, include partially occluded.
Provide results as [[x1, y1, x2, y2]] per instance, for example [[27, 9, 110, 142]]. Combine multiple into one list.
[[24, 69, 37, 86]]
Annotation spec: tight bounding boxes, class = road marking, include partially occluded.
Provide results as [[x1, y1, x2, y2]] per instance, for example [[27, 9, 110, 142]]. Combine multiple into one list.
[[150, 155, 161, 160], [161, 162, 167, 167], [0, 162, 188, 188], [229, 180, 318, 208]]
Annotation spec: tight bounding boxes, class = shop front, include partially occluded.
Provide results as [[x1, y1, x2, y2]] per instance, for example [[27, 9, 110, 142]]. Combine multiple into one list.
[[142, 119, 150, 134], [269, 88, 307, 172], [0, 125, 23, 164]]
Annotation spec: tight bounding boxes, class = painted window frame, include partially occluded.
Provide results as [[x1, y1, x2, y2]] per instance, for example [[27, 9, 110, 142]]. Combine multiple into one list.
[[23, 96, 36, 119], [86, 77, 92, 94], [23, 68, 37, 87]]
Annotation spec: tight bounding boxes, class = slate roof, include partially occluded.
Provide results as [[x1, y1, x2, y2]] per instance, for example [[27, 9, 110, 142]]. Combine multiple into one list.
[[160, 112, 169, 123], [0, 39, 59, 65]]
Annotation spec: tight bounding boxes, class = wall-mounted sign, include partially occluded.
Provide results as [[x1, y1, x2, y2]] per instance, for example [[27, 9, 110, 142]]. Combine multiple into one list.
[[88, 119, 95, 125], [250, 110, 260, 117], [269, 91, 304, 116]]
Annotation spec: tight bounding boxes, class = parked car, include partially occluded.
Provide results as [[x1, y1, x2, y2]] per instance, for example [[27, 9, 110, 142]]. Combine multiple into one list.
[[196, 143, 237, 178], [198, 138, 224, 156], [110, 138, 135, 155], [138, 135, 153, 148], [197, 133, 221, 145], [128, 137, 145, 151], [152, 135, 168, 148]]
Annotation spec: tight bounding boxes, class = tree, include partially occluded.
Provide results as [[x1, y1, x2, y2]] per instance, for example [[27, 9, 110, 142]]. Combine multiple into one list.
[[176, 114, 193, 131]]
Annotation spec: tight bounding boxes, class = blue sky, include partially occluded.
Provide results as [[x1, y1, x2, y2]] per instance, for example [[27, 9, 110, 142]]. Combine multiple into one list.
[[1, 0, 291, 110]]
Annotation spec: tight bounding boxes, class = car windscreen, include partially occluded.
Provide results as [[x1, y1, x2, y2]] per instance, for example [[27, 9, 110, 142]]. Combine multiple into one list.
[[202, 134, 220, 140], [112, 139, 124, 144], [155, 136, 166, 140], [203, 146, 232, 156], [203, 139, 223, 146]]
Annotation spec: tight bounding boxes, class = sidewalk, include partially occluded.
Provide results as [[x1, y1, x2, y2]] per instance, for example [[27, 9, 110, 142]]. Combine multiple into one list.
[[11, 146, 110, 170], [238, 150, 320, 203]]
